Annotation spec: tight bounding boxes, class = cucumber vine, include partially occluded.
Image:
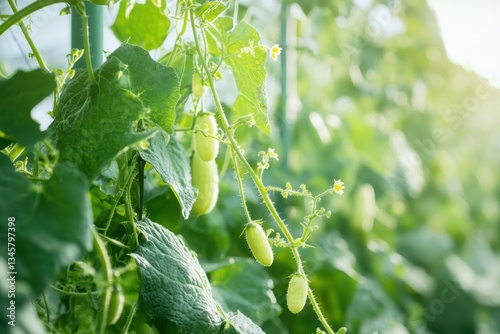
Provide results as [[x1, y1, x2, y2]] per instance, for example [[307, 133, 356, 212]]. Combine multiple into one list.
[[0, 1, 347, 333], [188, 4, 345, 333]]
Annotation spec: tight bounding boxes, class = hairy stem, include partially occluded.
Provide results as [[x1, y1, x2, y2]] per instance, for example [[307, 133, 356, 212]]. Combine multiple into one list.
[[189, 7, 338, 333], [231, 150, 252, 224], [308, 288, 335, 334], [80, 12, 96, 84], [92, 228, 113, 334], [7, 0, 49, 70], [124, 170, 139, 247], [189, 7, 299, 267], [50, 285, 100, 296], [0, 0, 71, 36], [41, 291, 50, 324], [121, 303, 137, 334]]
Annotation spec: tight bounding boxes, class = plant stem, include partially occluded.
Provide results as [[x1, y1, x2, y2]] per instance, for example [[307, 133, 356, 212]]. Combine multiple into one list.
[[41, 291, 50, 324], [50, 285, 100, 296], [7, 0, 49, 70], [0, 0, 71, 36], [124, 170, 139, 246], [230, 150, 252, 224], [190, 7, 336, 333], [80, 12, 96, 84], [121, 303, 137, 334], [190, 7, 296, 261], [103, 159, 137, 235], [92, 228, 113, 334], [7, 143, 25, 161], [308, 288, 334, 334]]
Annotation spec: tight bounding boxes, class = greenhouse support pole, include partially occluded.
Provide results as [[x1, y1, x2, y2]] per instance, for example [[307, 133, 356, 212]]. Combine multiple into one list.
[[274, 2, 290, 218], [71, 2, 103, 69], [278, 2, 289, 168]]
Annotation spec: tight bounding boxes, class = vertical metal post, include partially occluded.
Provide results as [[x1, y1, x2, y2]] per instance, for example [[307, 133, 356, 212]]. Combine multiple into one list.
[[71, 2, 103, 69], [278, 2, 289, 168], [274, 2, 289, 216]]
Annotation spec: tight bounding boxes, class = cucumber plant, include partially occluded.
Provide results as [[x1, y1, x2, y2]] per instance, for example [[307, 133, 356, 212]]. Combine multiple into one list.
[[0, 1, 347, 333]]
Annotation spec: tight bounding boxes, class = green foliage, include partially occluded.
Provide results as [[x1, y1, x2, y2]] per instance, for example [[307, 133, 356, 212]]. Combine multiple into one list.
[[50, 54, 151, 180], [132, 219, 224, 332], [0, 154, 92, 332], [50, 43, 178, 180], [110, 43, 180, 133], [1, 0, 499, 333], [210, 259, 281, 325], [208, 17, 271, 135], [133, 219, 263, 333], [111, 0, 170, 51], [139, 131, 197, 219], [0, 69, 55, 149]]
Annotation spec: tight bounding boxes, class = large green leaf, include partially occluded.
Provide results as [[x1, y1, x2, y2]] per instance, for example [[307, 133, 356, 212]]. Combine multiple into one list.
[[139, 130, 197, 219], [346, 278, 408, 334], [111, 0, 170, 51], [210, 18, 270, 135], [132, 219, 264, 333], [210, 258, 281, 325], [196, 1, 228, 22], [110, 43, 180, 132], [0, 155, 92, 331], [0, 69, 55, 149], [225, 311, 265, 334], [132, 219, 224, 333], [51, 44, 179, 180]]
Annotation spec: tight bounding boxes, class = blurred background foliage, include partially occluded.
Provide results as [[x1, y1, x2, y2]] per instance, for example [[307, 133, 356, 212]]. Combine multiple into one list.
[[2, 0, 500, 333], [173, 0, 500, 333]]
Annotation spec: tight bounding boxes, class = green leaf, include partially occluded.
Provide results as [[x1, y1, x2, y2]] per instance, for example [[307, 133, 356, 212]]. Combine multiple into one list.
[[346, 278, 408, 334], [139, 130, 197, 219], [225, 311, 265, 334], [210, 258, 281, 325], [445, 236, 500, 306], [396, 228, 453, 270], [344, 114, 396, 176], [0, 69, 55, 149], [211, 18, 270, 135], [180, 211, 231, 261], [132, 219, 224, 333], [50, 50, 154, 180], [111, 0, 170, 51], [133, 220, 266, 333], [196, 1, 228, 22], [110, 43, 180, 133], [0, 155, 92, 330]]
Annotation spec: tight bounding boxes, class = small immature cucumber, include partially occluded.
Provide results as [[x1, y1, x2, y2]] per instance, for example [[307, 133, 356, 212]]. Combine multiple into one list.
[[352, 183, 377, 232], [192, 70, 204, 99], [245, 222, 274, 267], [191, 152, 219, 215], [194, 113, 219, 161], [107, 288, 125, 325], [287, 274, 308, 314]]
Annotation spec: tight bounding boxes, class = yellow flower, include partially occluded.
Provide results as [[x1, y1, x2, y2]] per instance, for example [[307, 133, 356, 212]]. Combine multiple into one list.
[[268, 148, 279, 160], [333, 179, 344, 195], [270, 44, 282, 60]]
